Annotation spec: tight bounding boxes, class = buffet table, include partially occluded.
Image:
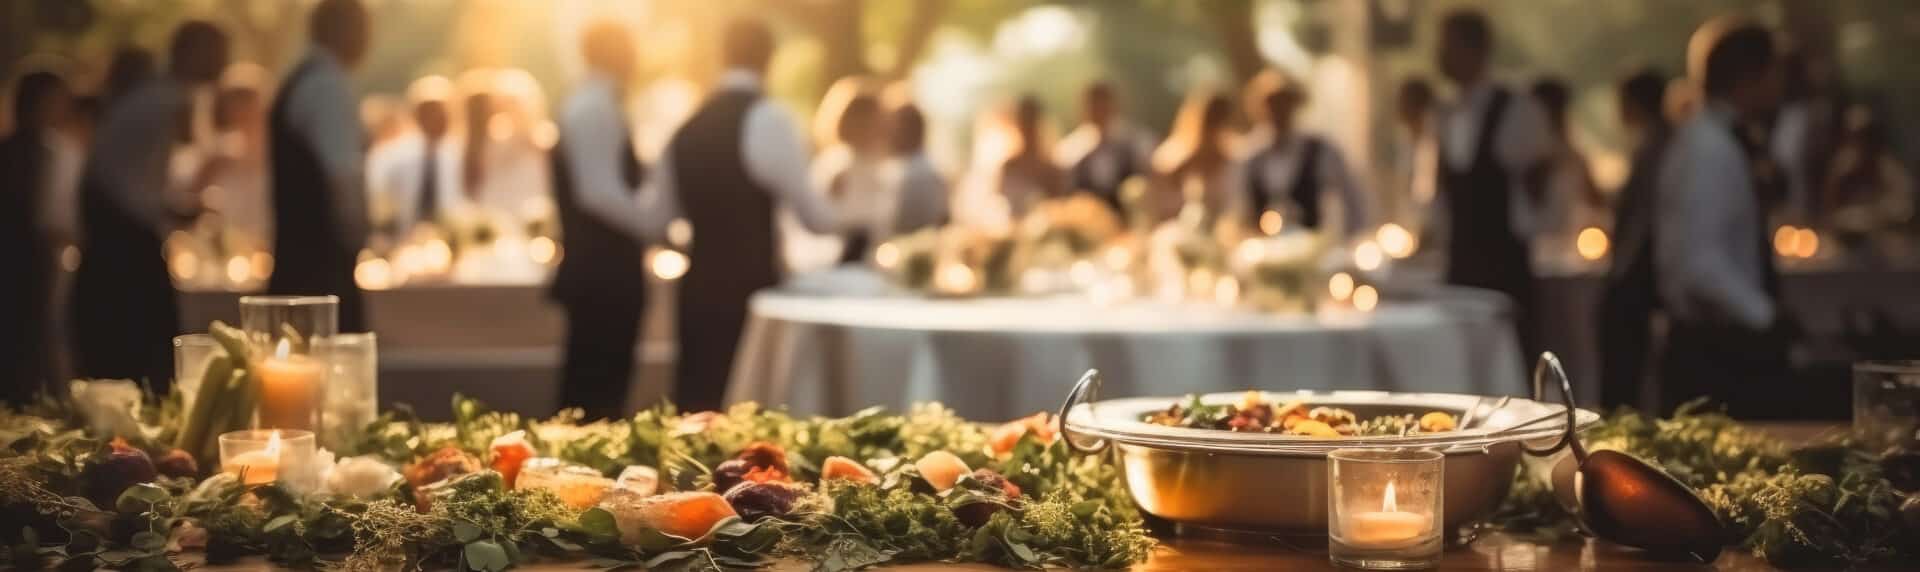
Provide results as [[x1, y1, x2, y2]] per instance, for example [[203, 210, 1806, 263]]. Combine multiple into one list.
[[193, 532, 1781, 571], [727, 279, 1526, 419]]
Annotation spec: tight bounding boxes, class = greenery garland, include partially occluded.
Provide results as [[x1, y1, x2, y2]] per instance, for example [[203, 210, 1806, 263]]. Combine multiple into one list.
[[4, 393, 1917, 571], [1, 395, 1152, 571]]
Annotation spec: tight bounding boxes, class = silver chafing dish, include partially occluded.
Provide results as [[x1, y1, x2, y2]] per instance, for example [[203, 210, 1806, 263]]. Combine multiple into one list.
[[1058, 372, 1599, 535]]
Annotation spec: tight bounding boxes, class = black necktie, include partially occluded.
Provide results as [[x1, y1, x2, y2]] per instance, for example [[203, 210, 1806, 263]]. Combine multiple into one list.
[[418, 142, 438, 224]]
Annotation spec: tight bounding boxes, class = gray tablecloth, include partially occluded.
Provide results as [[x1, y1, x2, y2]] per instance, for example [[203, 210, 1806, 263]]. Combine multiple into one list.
[[726, 280, 1526, 420]]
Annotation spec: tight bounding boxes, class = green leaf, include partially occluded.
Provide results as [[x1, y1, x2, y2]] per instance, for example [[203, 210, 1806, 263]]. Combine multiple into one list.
[[131, 555, 179, 572], [129, 531, 166, 552], [462, 541, 511, 572], [631, 527, 694, 553], [262, 514, 298, 534], [453, 521, 485, 543], [574, 507, 619, 538], [115, 484, 170, 514], [64, 530, 99, 555]]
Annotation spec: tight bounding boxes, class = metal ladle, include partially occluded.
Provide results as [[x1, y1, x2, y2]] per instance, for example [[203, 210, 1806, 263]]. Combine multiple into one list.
[[1524, 353, 1725, 563]]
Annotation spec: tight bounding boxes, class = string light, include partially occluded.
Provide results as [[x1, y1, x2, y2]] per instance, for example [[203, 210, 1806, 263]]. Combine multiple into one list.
[[1353, 241, 1383, 271], [1259, 210, 1285, 236], [1576, 227, 1609, 261], [1375, 223, 1416, 259], [1329, 272, 1355, 301], [650, 249, 690, 280], [528, 236, 558, 265], [1352, 284, 1379, 312]]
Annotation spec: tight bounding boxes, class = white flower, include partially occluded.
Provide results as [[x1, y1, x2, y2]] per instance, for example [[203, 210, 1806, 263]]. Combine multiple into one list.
[[68, 379, 144, 439], [320, 455, 401, 499]]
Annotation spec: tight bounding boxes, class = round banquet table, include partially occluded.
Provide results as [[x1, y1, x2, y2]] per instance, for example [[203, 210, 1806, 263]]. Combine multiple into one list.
[[725, 271, 1526, 420]]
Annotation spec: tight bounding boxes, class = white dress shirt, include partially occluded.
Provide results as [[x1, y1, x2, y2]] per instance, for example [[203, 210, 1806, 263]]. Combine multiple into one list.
[[365, 133, 461, 231], [637, 69, 841, 245], [281, 49, 368, 246], [83, 78, 198, 232], [555, 75, 649, 240], [1438, 81, 1553, 238], [37, 131, 84, 240], [890, 152, 949, 234], [1227, 129, 1371, 238], [1655, 102, 1775, 330]]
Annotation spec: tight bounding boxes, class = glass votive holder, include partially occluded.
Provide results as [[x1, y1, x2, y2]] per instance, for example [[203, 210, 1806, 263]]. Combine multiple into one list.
[[218, 429, 318, 492], [240, 295, 338, 431], [173, 334, 220, 412], [1854, 360, 1920, 452], [1328, 448, 1444, 570], [319, 332, 378, 451]]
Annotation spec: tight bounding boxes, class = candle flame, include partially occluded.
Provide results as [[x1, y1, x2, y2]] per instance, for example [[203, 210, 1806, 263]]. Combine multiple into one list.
[[265, 430, 283, 455], [274, 338, 292, 360], [1382, 480, 1398, 512]]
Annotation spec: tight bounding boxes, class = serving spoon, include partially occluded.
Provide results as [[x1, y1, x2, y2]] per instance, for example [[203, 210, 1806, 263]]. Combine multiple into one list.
[[1524, 353, 1725, 563]]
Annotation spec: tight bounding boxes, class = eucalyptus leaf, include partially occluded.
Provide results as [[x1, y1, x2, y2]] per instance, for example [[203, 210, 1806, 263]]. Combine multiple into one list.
[[116, 484, 170, 514], [462, 541, 511, 572], [128, 532, 166, 553], [575, 507, 619, 538], [263, 514, 298, 534], [453, 521, 484, 543]]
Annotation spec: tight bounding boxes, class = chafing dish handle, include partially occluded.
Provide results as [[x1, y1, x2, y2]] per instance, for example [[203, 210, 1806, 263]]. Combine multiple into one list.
[[1057, 369, 1110, 454], [1521, 352, 1588, 461]]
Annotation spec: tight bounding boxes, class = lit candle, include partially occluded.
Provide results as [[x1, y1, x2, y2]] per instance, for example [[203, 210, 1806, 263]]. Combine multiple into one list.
[[1343, 480, 1433, 549], [256, 339, 322, 430], [223, 430, 283, 484]]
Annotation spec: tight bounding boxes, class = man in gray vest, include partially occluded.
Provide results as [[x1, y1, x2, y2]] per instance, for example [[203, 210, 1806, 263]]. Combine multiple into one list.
[[638, 17, 841, 412]]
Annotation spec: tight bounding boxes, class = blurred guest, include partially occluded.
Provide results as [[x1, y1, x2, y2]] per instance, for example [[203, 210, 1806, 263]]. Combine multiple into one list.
[[101, 47, 157, 106], [1434, 9, 1554, 359], [1232, 70, 1370, 238], [998, 95, 1069, 218], [884, 90, 948, 235], [1, 69, 71, 399], [200, 67, 274, 254], [71, 22, 230, 390], [808, 78, 890, 264], [366, 76, 456, 235], [638, 17, 842, 411], [1772, 48, 1843, 216], [1597, 68, 1674, 410], [1655, 18, 1788, 415], [1151, 90, 1236, 222], [1054, 80, 1153, 217], [268, 0, 372, 332], [1528, 78, 1604, 261], [1818, 107, 1913, 235], [457, 69, 553, 234], [550, 21, 650, 420], [1390, 77, 1439, 226]]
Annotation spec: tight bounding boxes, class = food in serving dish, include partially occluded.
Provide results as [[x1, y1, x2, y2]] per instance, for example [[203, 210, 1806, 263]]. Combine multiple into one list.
[[1142, 391, 1458, 436]]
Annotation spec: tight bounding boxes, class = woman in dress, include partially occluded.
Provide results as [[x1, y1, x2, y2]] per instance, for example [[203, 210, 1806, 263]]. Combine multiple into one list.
[[1150, 89, 1237, 223], [997, 95, 1069, 218], [803, 78, 892, 266]]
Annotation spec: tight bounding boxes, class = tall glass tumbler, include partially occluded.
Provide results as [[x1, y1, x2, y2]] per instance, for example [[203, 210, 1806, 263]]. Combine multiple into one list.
[[173, 334, 220, 412], [239, 295, 337, 431], [320, 332, 378, 450], [1855, 360, 1920, 452]]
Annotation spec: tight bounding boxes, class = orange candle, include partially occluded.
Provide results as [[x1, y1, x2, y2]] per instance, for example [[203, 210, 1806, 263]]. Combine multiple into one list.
[[256, 340, 322, 430], [223, 430, 283, 484], [1341, 481, 1433, 549]]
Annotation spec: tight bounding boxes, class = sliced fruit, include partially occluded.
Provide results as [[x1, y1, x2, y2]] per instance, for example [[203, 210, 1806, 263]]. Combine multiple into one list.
[[1419, 411, 1457, 433], [820, 456, 879, 484], [1287, 419, 1340, 438], [621, 491, 739, 541], [915, 450, 971, 492]]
